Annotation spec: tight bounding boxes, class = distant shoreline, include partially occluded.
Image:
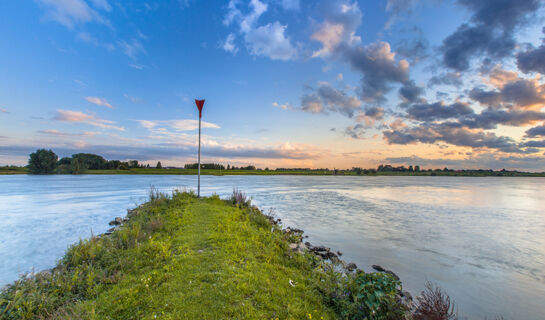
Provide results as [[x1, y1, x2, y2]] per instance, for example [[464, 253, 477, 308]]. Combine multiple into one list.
[[1, 167, 544, 177]]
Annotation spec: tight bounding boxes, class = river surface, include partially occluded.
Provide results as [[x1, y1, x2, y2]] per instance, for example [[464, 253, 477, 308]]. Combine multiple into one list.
[[1, 175, 544, 319]]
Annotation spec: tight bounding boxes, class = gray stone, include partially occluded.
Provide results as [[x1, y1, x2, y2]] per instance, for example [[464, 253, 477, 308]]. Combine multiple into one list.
[[346, 262, 357, 271]]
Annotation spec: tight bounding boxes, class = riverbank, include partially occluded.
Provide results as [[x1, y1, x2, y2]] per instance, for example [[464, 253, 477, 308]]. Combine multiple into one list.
[[0, 190, 417, 319], [2, 166, 544, 176]]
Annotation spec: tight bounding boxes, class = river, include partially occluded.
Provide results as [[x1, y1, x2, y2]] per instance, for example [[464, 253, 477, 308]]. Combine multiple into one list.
[[1, 175, 544, 319]]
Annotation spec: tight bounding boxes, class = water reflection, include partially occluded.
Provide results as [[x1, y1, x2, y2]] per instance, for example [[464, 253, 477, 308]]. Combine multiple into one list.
[[0, 175, 544, 319]]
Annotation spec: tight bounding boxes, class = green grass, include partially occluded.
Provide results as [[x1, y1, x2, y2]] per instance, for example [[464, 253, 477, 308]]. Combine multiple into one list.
[[0, 192, 339, 319], [0, 166, 27, 175]]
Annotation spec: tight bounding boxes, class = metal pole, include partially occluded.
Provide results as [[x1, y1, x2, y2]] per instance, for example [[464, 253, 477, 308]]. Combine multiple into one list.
[[198, 116, 201, 197]]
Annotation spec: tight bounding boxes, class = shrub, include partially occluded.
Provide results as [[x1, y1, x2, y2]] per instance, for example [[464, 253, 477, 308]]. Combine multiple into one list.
[[323, 271, 408, 320], [412, 282, 457, 320], [230, 188, 251, 207]]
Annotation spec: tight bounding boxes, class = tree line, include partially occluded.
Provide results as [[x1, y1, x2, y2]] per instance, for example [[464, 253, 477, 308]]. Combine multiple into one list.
[[27, 149, 163, 174]]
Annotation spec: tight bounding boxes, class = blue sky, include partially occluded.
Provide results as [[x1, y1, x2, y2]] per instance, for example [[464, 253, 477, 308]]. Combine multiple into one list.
[[1, 0, 545, 170]]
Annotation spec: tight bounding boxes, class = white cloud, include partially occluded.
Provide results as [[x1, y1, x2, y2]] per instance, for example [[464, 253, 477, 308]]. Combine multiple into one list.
[[223, 33, 238, 54], [281, 0, 299, 10], [37, 129, 96, 137], [311, 1, 362, 57], [85, 96, 114, 108], [118, 39, 146, 59], [53, 109, 124, 131], [272, 102, 293, 110], [0, 108, 9, 114], [137, 119, 220, 131], [244, 22, 298, 60], [223, 0, 299, 60], [128, 63, 145, 70], [38, 0, 109, 29], [89, 0, 111, 12]]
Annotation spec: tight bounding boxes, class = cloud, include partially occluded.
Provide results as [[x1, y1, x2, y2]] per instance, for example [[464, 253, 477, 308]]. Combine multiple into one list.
[[427, 72, 463, 88], [344, 123, 366, 139], [37, 0, 110, 29], [280, 0, 299, 10], [53, 109, 124, 131], [223, 33, 238, 54], [311, 1, 362, 57], [310, 2, 412, 105], [300, 82, 361, 117], [383, 122, 530, 153], [37, 129, 96, 137], [469, 77, 545, 110], [0, 108, 9, 114], [462, 110, 545, 129], [85, 96, 114, 108], [223, 0, 298, 60], [385, 0, 419, 29], [441, 0, 541, 71], [0, 141, 324, 162], [244, 21, 298, 60], [137, 119, 220, 131], [406, 101, 474, 121], [525, 123, 545, 137], [118, 39, 146, 59], [517, 28, 545, 74], [343, 41, 410, 104], [272, 102, 293, 110], [89, 0, 111, 12], [399, 80, 424, 103], [394, 29, 429, 64]]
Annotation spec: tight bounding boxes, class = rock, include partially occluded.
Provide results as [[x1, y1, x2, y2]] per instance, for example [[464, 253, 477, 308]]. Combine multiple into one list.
[[109, 217, 123, 226], [127, 209, 136, 216], [289, 243, 298, 250], [311, 245, 329, 252], [304, 241, 312, 247], [372, 265, 400, 280], [372, 265, 386, 272], [346, 262, 357, 271], [336, 251, 343, 256]]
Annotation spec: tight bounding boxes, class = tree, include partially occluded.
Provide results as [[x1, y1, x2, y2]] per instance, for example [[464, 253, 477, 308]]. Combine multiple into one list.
[[156, 161, 162, 169], [72, 153, 107, 170], [414, 165, 421, 172], [128, 160, 139, 168], [28, 149, 58, 174], [70, 157, 85, 174]]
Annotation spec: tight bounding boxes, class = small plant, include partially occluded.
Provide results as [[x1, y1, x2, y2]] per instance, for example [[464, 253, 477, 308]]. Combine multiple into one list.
[[323, 271, 408, 320], [412, 282, 457, 320], [230, 188, 251, 207]]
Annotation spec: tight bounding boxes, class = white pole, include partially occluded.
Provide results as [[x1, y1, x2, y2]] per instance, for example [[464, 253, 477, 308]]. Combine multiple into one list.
[[198, 116, 201, 197]]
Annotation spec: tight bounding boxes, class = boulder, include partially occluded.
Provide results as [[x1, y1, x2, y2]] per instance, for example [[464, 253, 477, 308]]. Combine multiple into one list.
[[109, 217, 123, 226], [346, 262, 357, 271], [372, 265, 400, 280]]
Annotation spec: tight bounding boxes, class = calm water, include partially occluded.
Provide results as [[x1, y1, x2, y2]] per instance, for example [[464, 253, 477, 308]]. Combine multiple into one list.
[[1, 175, 544, 319]]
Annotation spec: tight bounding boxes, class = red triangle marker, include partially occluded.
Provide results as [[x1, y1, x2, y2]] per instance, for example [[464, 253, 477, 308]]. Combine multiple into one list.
[[195, 99, 205, 118]]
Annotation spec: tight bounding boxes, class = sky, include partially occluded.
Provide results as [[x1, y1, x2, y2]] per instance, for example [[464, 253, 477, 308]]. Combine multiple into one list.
[[1, 0, 545, 170]]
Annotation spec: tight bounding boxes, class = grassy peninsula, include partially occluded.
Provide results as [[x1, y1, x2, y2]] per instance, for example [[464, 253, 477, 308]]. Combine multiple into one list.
[[1, 190, 462, 319]]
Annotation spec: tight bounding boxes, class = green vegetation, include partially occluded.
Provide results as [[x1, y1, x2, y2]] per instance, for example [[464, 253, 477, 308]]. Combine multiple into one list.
[[0, 166, 27, 174], [27, 149, 58, 174], [0, 191, 420, 320], [2, 149, 544, 176]]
